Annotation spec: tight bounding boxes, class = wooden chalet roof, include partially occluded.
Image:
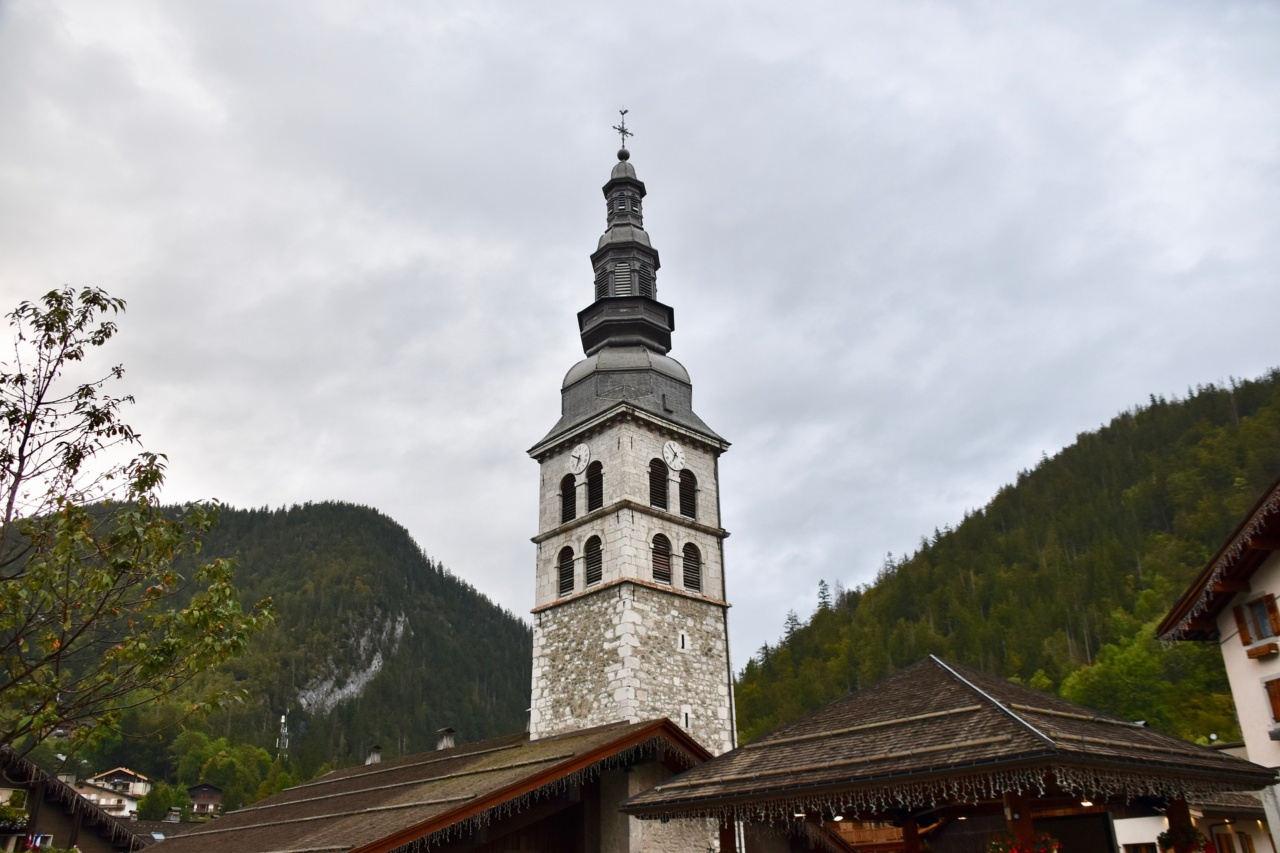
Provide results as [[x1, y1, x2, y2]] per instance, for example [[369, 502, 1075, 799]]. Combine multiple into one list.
[[151, 719, 707, 853], [1158, 473, 1280, 641], [624, 656, 1277, 822]]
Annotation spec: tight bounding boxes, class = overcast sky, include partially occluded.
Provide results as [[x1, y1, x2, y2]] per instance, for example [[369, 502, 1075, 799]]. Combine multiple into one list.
[[1, 0, 1278, 669]]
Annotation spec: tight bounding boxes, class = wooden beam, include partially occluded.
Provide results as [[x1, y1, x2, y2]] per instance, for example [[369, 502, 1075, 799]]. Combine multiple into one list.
[[1213, 580, 1251, 593], [1247, 537, 1280, 551]]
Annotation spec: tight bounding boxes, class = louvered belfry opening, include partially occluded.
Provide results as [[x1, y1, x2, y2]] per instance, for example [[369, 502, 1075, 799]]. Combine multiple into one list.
[[679, 470, 697, 519], [637, 264, 654, 298], [586, 461, 604, 512], [557, 547, 574, 597], [594, 268, 609, 300], [649, 458, 668, 510], [614, 262, 632, 296], [560, 474, 576, 524], [652, 534, 672, 585], [682, 543, 702, 592], [584, 536, 603, 585]]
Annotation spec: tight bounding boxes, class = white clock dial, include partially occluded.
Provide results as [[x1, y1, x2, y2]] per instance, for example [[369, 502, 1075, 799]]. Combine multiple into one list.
[[568, 443, 591, 474], [662, 440, 686, 471]]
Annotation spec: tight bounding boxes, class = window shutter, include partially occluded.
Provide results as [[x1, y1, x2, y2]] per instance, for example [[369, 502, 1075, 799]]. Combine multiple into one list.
[[1266, 594, 1280, 636], [683, 543, 702, 593], [679, 470, 697, 519], [614, 263, 632, 296], [586, 462, 604, 512], [560, 475, 576, 524], [1235, 605, 1254, 645], [649, 459, 668, 510], [584, 536, 603, 585], [652, 535, 672, 585], [557, 547, 575, 597], [1266, 679, 1280, 722]]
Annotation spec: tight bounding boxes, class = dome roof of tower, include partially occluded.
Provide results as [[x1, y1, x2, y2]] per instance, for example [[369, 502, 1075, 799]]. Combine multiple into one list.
[[597, 224, 651, 250], [611, 159, 637, 180], [562, 345, 690, 389]]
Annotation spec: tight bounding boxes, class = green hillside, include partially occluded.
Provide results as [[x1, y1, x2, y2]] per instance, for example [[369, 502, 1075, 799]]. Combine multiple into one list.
[[82, 502, 532, 783], [736, 369, 1280, 743]]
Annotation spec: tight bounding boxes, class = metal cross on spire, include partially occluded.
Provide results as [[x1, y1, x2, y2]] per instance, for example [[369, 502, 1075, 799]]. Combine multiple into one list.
[[612, 109, 633, 149]]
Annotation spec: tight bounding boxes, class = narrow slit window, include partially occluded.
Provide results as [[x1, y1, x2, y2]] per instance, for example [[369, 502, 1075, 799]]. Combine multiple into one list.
[[584, 536, 603, 585], [679, 470, 697, 519], [652, 534, 672, 585], [682, 543, 702, 593], [560, 474, 576, 524], [649, 458, 668, 510], [586, 461, 604, 512], [557, 547, 574, 597]]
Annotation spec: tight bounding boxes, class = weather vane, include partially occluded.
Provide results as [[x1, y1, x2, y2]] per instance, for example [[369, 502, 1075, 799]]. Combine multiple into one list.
[[613, 109, 633, 149]]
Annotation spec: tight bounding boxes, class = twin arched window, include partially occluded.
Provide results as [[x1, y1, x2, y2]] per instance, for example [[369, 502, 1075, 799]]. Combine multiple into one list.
[[557, 547, 574, 597], [562, 463, 605, 525], [650, 536, 702, 593], [650, 460, 698, 520]]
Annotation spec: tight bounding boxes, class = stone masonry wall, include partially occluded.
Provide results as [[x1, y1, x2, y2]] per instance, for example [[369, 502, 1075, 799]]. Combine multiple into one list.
[[530, 582, 734, 756]]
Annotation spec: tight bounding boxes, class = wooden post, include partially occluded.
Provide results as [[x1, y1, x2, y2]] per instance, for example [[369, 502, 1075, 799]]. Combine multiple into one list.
[[719, 818, 737, 853], [1166, 798, 1194, 853], [901, 816, 922, 853], [1003, 793, 1035, 843]]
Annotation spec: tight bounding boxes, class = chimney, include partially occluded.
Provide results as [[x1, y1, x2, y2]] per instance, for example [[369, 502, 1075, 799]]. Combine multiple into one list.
[[164, 807, 181, 823], [365, 745, 382, 765], [436, 727, 456, 751]]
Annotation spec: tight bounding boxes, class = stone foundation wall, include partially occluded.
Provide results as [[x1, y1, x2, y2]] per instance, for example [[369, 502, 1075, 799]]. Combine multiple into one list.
[[530, 582, 733, 756]]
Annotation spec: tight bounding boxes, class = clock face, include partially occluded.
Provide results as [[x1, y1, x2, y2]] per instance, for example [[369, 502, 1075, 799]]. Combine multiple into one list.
[[568, 443, 591, 475], [662, 440, 686, 471]]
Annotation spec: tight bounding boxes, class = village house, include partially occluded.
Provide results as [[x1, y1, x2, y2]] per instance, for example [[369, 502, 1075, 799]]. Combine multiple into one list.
[[1159, 473, 1280, 851]]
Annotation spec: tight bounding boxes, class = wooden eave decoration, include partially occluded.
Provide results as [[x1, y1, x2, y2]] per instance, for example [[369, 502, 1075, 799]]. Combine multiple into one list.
[[623, 657, 1278, 824], [1158, 472, 1280, 642]]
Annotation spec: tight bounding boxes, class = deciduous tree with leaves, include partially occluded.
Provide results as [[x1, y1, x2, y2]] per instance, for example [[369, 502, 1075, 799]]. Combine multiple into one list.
[[0, 287, 271, 756]]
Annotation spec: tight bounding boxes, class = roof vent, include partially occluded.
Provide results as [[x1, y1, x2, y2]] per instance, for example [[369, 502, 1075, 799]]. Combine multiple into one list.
[[436, 727, 456, 751], [365, 745, 382, 765]]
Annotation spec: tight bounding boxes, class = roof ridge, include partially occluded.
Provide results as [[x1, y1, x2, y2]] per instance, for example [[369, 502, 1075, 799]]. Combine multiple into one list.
[[929, 655, 1055, 749]]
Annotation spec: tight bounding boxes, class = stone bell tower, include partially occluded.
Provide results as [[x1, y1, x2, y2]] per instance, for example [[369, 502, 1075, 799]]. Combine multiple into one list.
[[527, 142, 735, 757]]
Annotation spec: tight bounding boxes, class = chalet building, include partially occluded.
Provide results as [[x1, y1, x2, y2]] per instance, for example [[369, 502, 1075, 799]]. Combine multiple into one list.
[[1159, 473, 1280, 850], [186, 783, 222, 817], [75, 767, 153, 818], [0, 747, 147, 852]]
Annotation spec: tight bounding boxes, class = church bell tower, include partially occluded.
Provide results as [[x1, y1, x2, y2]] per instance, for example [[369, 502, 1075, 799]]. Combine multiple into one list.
[[527, 140, 735, 757]]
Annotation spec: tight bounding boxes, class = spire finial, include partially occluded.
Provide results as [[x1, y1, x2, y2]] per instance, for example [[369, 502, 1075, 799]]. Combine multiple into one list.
[[612, 109, 633, 158]]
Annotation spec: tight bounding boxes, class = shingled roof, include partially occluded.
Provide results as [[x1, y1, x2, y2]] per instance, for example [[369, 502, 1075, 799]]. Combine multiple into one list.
[[151, 719, 707, 853], [624, 656, 1277, 822]]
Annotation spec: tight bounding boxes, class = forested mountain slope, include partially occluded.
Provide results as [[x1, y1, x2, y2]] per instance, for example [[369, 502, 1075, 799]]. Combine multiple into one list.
[[736, 370, 1280, 743], [89, 502, 532, 781]]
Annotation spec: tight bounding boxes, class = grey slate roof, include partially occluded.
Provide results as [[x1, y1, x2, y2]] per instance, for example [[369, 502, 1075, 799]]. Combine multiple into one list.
[[532, 345, 725, 453], [624, 656, 1277, 821]]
